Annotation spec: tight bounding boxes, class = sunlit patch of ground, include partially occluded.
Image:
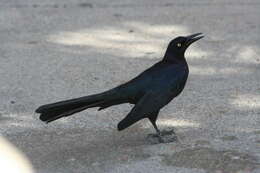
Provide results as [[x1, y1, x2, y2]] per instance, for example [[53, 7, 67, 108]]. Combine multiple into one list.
[[230, 94, 260, 110], [157, 118, 200, 128], [47, 22, 210, 59]]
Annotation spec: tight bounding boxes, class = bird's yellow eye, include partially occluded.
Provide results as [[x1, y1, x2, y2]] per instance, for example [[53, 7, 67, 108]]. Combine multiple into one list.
[[177, 43, 182, 47]]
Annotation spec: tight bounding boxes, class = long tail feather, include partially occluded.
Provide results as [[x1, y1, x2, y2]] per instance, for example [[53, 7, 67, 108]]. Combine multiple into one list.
[[36, 91, 112, 123], [40, 100, 106, 123]]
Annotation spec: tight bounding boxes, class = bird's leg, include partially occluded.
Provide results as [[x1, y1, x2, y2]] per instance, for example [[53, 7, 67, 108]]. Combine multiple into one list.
[[150, 120, 160, 135], [147, 111, 177, 143], [150, 120, 164, 143], [147, 111, 164, 142]]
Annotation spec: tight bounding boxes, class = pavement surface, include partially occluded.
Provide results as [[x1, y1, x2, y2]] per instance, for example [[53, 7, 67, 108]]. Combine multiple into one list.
[[0, 0, 260, 172]]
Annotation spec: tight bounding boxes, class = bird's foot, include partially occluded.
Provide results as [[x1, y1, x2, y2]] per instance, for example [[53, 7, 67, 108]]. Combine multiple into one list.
[[147, 128, 177, 144], [160, 128, 176, 136], [147, 133, 160, 138], [147, 133, 165, 143]]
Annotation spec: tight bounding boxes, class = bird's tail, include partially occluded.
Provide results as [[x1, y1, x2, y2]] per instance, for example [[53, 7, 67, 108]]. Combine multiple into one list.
[[35, 90, 116, 123]]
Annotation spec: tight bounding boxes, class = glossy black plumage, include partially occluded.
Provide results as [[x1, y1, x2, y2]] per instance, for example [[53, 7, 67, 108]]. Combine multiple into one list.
[[35, 33, 203, 139]]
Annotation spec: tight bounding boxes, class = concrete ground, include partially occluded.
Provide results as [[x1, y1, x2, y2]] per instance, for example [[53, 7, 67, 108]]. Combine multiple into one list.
[[0, 0, 260, 172]]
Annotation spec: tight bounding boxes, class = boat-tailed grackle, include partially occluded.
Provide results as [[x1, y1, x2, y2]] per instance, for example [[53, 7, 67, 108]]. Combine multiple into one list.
[[35, 33, 204, 142]]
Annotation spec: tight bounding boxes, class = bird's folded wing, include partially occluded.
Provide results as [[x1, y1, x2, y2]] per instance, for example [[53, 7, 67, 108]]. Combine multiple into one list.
[[117, 90, 172, 130]]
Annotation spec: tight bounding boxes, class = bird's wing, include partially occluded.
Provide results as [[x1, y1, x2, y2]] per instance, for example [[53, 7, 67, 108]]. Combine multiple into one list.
[[117, 90, 172, 131]]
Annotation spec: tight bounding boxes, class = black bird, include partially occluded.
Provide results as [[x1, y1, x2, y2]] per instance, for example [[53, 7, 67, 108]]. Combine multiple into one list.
[[35, 33, 203, 142]]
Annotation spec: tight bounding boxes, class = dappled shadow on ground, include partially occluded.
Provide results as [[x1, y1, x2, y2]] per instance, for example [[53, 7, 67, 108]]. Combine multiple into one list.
[[0, 1, 260, 172]]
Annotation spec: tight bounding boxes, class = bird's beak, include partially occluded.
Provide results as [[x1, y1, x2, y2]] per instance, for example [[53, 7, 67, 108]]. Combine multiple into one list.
[[185, 33, 204, 46]]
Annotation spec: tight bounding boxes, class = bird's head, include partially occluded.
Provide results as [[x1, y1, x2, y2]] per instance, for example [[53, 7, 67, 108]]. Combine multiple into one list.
[[164, 33, 204, 61]]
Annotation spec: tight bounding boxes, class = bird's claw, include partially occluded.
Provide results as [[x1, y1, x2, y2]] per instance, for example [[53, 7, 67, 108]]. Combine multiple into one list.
[[147, 128, 177, 144], [160, 129, 176, 136], [157, 135, 165, 143], [147, 133, 164, 143], [147, 133, 159, 138]]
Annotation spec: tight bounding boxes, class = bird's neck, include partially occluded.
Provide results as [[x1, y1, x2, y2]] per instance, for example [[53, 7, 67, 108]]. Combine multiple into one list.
[[163, 52, 186, 64]]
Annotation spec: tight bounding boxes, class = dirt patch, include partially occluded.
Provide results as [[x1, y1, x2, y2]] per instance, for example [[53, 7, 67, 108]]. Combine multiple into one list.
[[254, 130, 260, 135], [162, 147, 259, 172], [220, 135, 238, 141], [195, 140, 211, 146], [78, 3, 93, 8]]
